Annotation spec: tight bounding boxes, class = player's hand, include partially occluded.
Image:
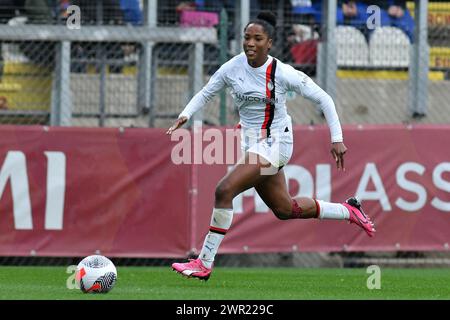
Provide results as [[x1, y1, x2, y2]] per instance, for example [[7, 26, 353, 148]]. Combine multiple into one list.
[[166, 116, 188, 135], [331, 142, 347, 171]]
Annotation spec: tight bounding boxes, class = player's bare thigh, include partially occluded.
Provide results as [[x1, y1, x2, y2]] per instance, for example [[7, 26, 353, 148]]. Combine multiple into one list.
[[214, 152, 274, 208]]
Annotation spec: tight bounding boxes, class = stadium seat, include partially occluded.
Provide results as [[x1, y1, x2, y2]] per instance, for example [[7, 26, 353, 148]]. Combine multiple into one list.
[[369, 26, 411, 68], [335, 26, 369, 67]]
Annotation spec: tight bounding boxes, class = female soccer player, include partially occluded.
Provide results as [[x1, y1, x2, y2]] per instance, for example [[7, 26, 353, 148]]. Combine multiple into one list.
[[167, 11, 375, 281]]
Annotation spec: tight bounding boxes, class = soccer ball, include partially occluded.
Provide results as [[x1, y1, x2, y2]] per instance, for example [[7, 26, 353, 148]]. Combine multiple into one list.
[[75, 255, 117, 293]]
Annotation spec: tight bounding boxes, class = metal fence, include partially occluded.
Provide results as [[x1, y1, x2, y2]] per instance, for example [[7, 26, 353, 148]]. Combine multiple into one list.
[[0, 0, 449, 128]]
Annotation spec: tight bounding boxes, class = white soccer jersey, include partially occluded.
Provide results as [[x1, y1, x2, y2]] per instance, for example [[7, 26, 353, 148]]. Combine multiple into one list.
[[179, 52, 343, 143]]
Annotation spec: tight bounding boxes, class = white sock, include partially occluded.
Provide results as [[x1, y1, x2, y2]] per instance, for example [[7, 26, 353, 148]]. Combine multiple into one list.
[[199, 232, 225, 269], [199, 208, 233, 269], [316, 200, 350, 220]]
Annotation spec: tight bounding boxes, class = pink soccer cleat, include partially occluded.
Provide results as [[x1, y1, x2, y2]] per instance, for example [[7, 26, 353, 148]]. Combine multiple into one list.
[[172, 258, 212, 281], [343, 197, 376, 237]]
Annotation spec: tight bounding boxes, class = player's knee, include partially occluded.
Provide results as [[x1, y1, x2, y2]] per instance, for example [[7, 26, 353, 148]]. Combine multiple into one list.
[[272, 207, 291, 220]]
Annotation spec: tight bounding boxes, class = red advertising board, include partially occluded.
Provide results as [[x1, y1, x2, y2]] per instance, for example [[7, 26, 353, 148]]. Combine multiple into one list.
[[194, 125, 450, 254], [0, 126, 191, 257], [0, 125, 449, 257]]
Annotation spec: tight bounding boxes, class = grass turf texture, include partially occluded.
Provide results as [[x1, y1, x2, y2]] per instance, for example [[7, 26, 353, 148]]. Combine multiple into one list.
[[0, 266, 449, 300]]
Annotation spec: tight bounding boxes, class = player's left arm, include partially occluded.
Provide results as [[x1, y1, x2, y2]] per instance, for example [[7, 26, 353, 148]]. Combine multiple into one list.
[[286, 68, 347, 171]]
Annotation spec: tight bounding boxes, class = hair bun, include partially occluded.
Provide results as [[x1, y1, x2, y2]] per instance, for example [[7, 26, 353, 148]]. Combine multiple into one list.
[[256, 11, 276, 28]]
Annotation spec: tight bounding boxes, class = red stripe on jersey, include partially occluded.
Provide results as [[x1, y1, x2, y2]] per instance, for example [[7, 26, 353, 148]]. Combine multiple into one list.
[[261, 61, 273, 132]]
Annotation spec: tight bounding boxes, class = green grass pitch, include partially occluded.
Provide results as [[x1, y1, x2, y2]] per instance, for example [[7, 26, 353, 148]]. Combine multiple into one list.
[[0, 266, 449, 300]]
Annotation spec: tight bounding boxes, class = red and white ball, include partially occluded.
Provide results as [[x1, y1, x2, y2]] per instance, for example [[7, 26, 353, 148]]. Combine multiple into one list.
[[75, 255, 117, 293]]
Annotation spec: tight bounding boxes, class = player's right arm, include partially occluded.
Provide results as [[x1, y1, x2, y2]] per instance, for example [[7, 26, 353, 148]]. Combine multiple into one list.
[[166, 64, 228, 135]]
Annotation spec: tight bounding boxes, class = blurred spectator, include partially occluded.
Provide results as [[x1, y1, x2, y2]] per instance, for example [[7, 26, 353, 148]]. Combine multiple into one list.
[[378, 0, 414, 42], [69, 1, 127, 73], [70, 0, 124, 25], [119, 0, 142, 25], [337, 1, 372, 39], [157, 0, 182, 25], [59, 0, 71, 20], [286, 0, 415, 71], [288, 0, 321, 43], [176, 1, 196, 13], [337, 1, 414, 42], [151, 0, 261, 31], [0, 0, 53, 23], [308, 1, 369, 26], [287, 0, 320, 71], [178, 4, 219, 28], [157, 1, 209, 26], [309, 1, 414, 43], [0, 0, 55, 66], [175, 0, 261, 26]]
